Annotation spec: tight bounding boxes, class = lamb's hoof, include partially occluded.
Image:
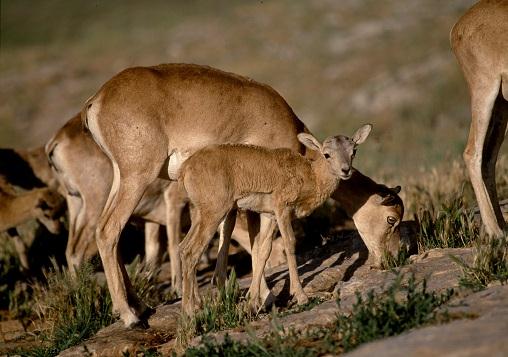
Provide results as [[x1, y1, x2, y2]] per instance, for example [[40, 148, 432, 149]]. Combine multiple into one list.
[[296, 293, 309, 306], [248, 298, 262, 314]]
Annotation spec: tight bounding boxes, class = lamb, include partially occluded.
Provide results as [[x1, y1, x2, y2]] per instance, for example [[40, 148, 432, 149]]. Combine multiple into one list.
[[178, 124, 372, 315]]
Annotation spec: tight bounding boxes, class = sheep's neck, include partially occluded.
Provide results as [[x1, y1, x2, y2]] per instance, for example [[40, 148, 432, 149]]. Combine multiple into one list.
[[295, 157, 339, 218]]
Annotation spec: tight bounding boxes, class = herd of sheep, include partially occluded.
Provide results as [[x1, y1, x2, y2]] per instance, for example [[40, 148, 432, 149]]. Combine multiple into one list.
[[1, 0, 506, 330]]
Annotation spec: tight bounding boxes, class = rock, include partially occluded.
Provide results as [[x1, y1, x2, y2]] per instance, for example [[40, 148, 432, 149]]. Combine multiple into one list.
[[0, 319, 38, 355], [59, 232, 482, 356], [58, 304, 181, 357], [0, 319, 25, 343], [344, 285, 508, 357]]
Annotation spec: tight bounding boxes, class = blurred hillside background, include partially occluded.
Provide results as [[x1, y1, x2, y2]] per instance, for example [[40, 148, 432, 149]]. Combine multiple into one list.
[[2, 0, 503, 178]]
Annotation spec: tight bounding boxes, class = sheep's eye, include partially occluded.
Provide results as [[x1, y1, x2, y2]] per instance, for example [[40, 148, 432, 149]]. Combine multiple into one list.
[[387, 216, 397, 226], [324, 153, 331, 159]]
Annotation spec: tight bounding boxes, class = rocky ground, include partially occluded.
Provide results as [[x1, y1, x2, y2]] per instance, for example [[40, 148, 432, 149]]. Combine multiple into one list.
[[1, 230, 502, 356]]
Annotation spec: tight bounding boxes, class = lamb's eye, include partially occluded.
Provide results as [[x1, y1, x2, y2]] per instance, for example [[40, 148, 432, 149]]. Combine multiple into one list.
[[324, 153, 331, 159], [387, 216, 397, 226]]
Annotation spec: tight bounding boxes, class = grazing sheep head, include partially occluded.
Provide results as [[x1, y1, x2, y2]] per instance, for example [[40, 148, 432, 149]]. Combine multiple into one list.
[[355, 185, 404, 267], [35, 189, 65, 234]]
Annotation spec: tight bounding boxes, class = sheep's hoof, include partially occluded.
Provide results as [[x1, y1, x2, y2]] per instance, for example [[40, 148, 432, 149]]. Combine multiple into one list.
[[129, 319, 150, 330], [122, 312, 142, 329], [248, 296, 263, 314]]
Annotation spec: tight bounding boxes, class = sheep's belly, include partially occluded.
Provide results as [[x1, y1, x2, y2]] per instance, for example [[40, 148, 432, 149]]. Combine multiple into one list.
[[237, 193, 274, 214]]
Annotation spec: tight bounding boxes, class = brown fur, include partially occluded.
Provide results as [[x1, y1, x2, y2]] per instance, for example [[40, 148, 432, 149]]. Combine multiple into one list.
[[0, 178, 64, 234], [0, 148, 64, 271], [46, 115, 183, 288], [83, 63, 400, 326], [451, 0, 508, 237], [178, 127, 369, 315]]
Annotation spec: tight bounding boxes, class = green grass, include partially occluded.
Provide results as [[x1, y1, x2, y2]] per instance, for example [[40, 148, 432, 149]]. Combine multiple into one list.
[[0, 237, 24, 314], [182, 331, 312, 357], [15, 260, 114, 357], [127, 256, 176, 307], [335, 274, 453, 351], [416, 192, 479, 251], [177, 270, 253, 348], [182, 274, 454, 355], [10, 256, 169, 357], [275, 296, 325, 318], [452, 235, 508, 291], [380, 246, 411, 270]]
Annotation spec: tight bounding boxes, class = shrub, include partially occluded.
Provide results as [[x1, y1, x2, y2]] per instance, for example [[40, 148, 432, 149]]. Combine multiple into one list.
[[177, 269, 253, 348], [127, 255, 175, 307], [401, 160, 474, 217], [380, 246, 411, 270], [21, 260, 114, 356], [14, 256, 169, 356], [335, 274, 453, 351], [452, 235, 508, 291], [415, 193, 478, 251], [0, 236, 24, 314], [182, 274, 453, 355]]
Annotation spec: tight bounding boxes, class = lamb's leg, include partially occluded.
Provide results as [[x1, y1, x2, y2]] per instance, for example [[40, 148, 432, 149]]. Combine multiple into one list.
[[229, 213, 273, 302], [180, 207, 227, 316], [275, 208, 308, 305], [213, 208, 237, 288], [248, 213, 277, 310]]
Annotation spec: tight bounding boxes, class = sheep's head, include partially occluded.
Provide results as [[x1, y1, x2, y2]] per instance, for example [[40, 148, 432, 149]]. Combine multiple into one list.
[[297, 124, 372, 180], [354, 185, 404, 267], [35, 189, 65, 234]]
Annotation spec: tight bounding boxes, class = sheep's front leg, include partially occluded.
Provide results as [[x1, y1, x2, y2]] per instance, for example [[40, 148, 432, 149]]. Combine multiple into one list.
[[275, 208, 308, 305]]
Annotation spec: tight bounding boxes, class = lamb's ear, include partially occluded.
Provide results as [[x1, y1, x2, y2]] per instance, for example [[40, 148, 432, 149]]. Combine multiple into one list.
[[297, 133, 322, 152], [352, 124, 372, 145]]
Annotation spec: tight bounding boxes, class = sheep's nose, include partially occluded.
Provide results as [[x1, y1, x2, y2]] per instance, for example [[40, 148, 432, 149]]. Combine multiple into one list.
[[341, 167, 350, 175]]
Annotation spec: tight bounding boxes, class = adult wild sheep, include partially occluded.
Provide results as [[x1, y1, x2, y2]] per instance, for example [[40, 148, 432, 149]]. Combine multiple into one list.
[[178, 125, 371, 315], [82, 63, 399, 327]]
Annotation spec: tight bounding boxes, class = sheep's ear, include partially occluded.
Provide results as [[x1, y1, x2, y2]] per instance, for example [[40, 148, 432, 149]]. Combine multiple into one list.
[[352, 124, 372, 145], [297, 133, 322, 152], [390, 185, 401, 194]]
